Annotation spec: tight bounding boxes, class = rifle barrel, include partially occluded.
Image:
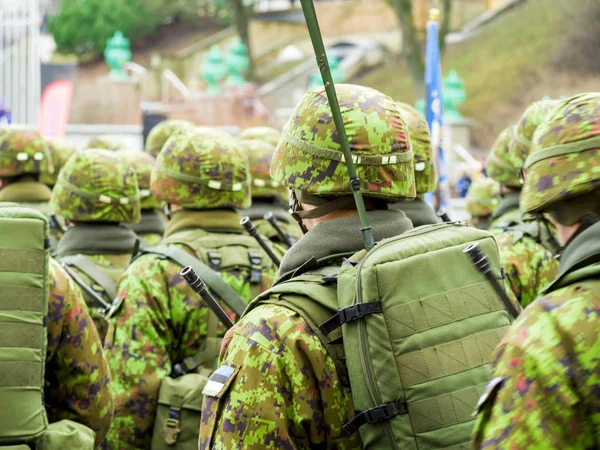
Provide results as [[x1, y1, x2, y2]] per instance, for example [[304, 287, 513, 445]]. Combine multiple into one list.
[[264, 211, 293, 248], [241, 216, 281, 267]]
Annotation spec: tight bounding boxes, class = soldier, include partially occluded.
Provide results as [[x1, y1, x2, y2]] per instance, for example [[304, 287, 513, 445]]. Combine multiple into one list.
[[465, 177, 501, 230], [237, 125, 281, 146], [237, 138, 302, 247], [490, 101, 561, 306], [44, 257, 115, 448], [117, 150, 165, 246], [144, 119, 194, 158], [487, 100, 557, 232], [392, 102, 440, 226], [199, 84, 417, 449], [51, 149, 141, 340], [102, 128, 278, 449], [85, 136, 128, 152], [0, 125, 54, 214], [40, 139, 78, 247], [472, 92, 600, 449]]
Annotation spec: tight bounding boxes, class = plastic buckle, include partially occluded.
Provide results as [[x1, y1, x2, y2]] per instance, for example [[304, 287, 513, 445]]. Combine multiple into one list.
[[248, 251, 263, 284], [164, 418, 180, 445], [339, 305, 361, 323], [208, 251, 222, 271], [365, 403, 397, 424]]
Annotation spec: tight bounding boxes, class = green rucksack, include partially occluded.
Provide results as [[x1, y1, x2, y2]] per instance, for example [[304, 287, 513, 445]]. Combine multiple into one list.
[[134, 228, 275, 450], [0, 204, 95, 449], [251, 222, 515, 449]]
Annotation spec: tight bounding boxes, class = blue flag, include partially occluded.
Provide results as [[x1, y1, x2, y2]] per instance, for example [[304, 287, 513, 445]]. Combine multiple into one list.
[[424, 14, 450, 209]]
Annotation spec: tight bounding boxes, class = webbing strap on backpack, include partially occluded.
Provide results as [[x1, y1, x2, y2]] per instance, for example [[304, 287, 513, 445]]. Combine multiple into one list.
[[60, 254, 117, 300], [144, 246, 247, 317], [0, 205, 50, 445]]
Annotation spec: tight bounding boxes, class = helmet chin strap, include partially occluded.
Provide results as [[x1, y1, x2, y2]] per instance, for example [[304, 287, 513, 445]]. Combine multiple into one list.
[[289, 189, 356, 234]]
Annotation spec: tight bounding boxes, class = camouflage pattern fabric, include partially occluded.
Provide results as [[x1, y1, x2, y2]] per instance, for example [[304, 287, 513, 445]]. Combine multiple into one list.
[[508, 99, 558, 178], [40, 139, 78, 187], [487, 125, 519, 187], [237, 126, 282, 147], [116, 150, 162, 210], [521, 92, 600, 215], [145, 120, 195, 158], [0, 125, 53, 177], [466, 177, 501, 219], [199, 304, 362, 450], [85, 136, 128, 152], [151, 128, 251, 210], [51, 149, 141, 224], [396, 102, 437, 194], [238, 139, 287, 201], [271, 84, 415, 201], [495, 230, 560, 308], [46, 257, 114, 447], [102, 210, 277, 450]]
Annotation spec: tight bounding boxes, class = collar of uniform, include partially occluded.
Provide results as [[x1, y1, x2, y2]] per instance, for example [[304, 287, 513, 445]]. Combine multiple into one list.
[[165, 208, 244, 238], [543, 221, 600, 294], [392, 197, 440, 227], [278, 209, 413, 276], [490, 191, 521, 221], [238, 201, 291, 224], [0, 179, 52, 203], [55, 223, 138, 257], [128, 210, 166, 235]]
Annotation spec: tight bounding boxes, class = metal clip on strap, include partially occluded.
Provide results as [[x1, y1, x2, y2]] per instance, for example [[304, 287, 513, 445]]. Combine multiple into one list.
[[164, 408, 181, 445], [248, 251, 263, 284], [319, 302, 382, 336], [341, 400, 408, 437]]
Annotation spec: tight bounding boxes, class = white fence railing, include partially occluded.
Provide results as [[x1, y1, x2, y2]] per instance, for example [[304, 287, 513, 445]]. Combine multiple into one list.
[[0, 0, 41, 125]]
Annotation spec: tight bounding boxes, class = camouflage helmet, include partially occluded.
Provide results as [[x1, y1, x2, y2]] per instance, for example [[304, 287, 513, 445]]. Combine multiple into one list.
[[486, 125, 519, 187], [0, 126, 53, 178], [466, 177, 501, 218], [238, 139, 286, 201], [521, 92, 600, 224], [271, 84, 415, 201], [237, 126, 282, 147], [40, 139, 78, 187], [509, 100, 558, 170], [51, 149, 141, 224], [151, 128, 251, 209], [396, 102, 436, 194], [145, 120, 195, 158], [116, 150, 162, 210], [85, 136, 128, 152]]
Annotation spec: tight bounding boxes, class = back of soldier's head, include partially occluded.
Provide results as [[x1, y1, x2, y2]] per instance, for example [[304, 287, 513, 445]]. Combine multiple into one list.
[[151, 127, 251, 210], [116, 150, 162, 211], [145, 120, 195, 159], [521, 92, 600, 226], [271, 84, 415, 225], [40, 139, 78, 188], [0, 125, 53, 182], [85, 136, 127, 152], [396, 102, 437, 196], [51, 149, 141, 224], [237, 139, 286, 202], [237, 126, 282, 147], [466, 177, 501, 219]]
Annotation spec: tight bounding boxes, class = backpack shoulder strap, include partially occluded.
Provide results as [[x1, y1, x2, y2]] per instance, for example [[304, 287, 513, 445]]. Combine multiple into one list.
[[60, 254, 117, 300], [144, 245, 247, 317]]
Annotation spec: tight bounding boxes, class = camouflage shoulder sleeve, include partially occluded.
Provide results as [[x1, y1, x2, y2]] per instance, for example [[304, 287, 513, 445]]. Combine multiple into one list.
[[472, 282, 600, 449], [200, 303, 362, 450], [496, 231, 559, 308], [102, 252, 215, 450], [45, 258, 114, 447]]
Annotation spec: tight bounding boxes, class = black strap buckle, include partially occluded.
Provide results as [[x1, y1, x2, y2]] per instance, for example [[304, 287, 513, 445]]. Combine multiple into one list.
[[248, 251, 263, 284], [208, 251, 222, 271], [171, 356, 197, 378], [319, 302, 383, 336], [341, 400, 408, 437]]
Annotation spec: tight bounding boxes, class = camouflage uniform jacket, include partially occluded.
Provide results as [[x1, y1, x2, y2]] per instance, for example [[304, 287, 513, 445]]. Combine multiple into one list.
[[128, 209, 165, 247], [200, 209, 414, 450], [489, 191, 522, 234], [472, 221, 600, 449], [495, 220, 560, 308], [102, 209, 277, 450], [54, 224, 139, 340], [47, 257, 115, 447]]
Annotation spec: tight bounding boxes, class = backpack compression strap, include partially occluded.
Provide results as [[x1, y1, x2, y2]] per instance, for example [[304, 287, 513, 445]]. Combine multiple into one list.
[[143, 246, 247, 317]]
